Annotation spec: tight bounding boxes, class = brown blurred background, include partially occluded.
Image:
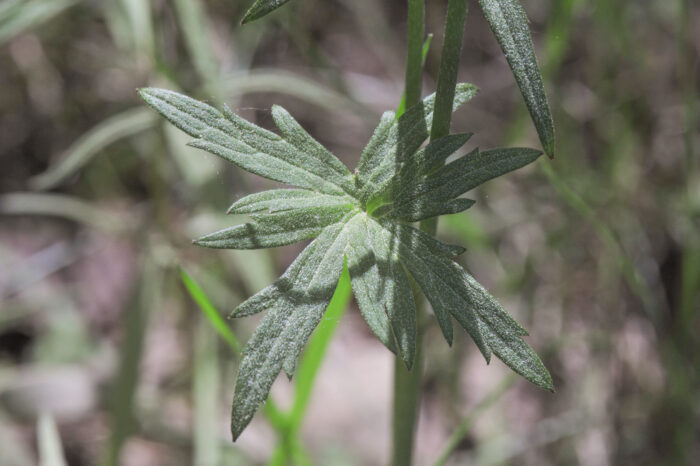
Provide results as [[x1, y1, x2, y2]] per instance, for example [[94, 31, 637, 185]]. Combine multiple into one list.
[[0, 0, 698, 465]]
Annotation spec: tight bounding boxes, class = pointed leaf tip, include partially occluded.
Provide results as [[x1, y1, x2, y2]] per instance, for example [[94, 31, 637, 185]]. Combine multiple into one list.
[[478, 0, 555, 158], [242, 0, 293, 24]]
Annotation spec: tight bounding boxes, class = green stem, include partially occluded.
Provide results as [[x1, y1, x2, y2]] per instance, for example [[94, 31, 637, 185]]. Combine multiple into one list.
[[404, 0, 425, 112], [391, 3, 426, 465], [430, 0, 469, 142], [392, 1, 470, 464], [391, 305, 425, 466], [423, 0, 469, 236]]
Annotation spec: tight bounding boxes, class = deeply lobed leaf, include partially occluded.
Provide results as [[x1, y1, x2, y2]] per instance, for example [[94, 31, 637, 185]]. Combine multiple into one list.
[[356, 83, 478, 202], [229, 218, 355, 439], [141, 84, 553, 441], [347, 215, 417, 368], [138, 88, 353, 195], [394, 147, 543, 209], [195, 204, 355, 249]]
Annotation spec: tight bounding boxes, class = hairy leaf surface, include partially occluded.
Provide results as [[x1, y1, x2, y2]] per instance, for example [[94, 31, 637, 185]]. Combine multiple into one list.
[[141, 85, 553, 441], [478, 0, 555, 157], [356, 83, 478, 201]]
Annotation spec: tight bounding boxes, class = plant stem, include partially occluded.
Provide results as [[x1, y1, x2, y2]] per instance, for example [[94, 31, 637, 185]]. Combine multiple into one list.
[[423, 0, 469, 236], [430, 0, 469, 143], [391, 3, 425, 465], [404, 0, 425, 113], [392, 1, 471, 463], [391, 305, 425, 466]]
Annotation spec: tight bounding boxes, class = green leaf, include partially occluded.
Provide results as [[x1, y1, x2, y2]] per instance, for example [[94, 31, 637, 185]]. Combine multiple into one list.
[[242, 0, 292, 24], [347, 215, 417, 368], [383, 219, 552, 390], [230, 216, 358, 440], [195, 204, 356, 249], [142, 84, 553, 441], [271, 106, 354, 188], [228, 189, 357, 215], [356, 83, 478, 200], [392, 133, 473, 188], [388, 197, 476, 223], [395, 147, 543, 208], [138, 88, 350, 195], [371, 219, 482, 349], [459, 267, 554, 390], [478, 0, 555, 157], [365, 133, 473, 216], [381, 147, 542, 222]]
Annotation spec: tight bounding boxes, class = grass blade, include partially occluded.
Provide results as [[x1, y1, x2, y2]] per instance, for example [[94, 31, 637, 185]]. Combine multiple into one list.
[[172, 0, 221, 96], [180, 267, 288, 436], [193, 317, 221, 466], [180, 267, 241, 353], [119, 0, 154, 59], [29, 108, 157, 190], [0, 0, 79, 45], [221, 69, 376, 121], [38, 413, 68, 466], [0, 192, 133, 233], [102, 255, 161, 466], [287, 262, 352, 432]]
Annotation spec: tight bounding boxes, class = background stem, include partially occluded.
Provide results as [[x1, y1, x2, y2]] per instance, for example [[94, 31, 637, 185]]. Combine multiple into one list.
[[391, 2, 425, 465], [403, 0, 425, 113], [430, 0, 469, 143], [391, 307, 424, 466], [423, 0, 469, 236]]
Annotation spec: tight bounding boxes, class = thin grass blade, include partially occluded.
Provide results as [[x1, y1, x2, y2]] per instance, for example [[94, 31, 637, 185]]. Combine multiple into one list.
[[29, 108, 157, 191], [180, 267, 241, 353], [38, 413, 67, 466]]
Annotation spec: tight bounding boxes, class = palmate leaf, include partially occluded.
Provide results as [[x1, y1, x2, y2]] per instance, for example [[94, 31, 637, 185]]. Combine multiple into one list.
[[140, 84, 553, 441]]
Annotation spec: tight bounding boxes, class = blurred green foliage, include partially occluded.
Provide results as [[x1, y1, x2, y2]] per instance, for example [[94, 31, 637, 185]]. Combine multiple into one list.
[[0, 1, 698, 465]]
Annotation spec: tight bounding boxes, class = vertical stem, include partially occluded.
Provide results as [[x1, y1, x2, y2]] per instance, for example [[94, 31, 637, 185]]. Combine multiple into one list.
[[423, 0, 469, 236], [404, 0, 426, 111], [393, 1, 470, 463], [391, 307, 424, 466], [391, 2, 425, 465], [430, 0, 469, 142]]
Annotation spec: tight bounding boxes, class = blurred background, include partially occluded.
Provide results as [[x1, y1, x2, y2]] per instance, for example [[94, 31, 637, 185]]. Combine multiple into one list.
[[0, 0, 698, 465]]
